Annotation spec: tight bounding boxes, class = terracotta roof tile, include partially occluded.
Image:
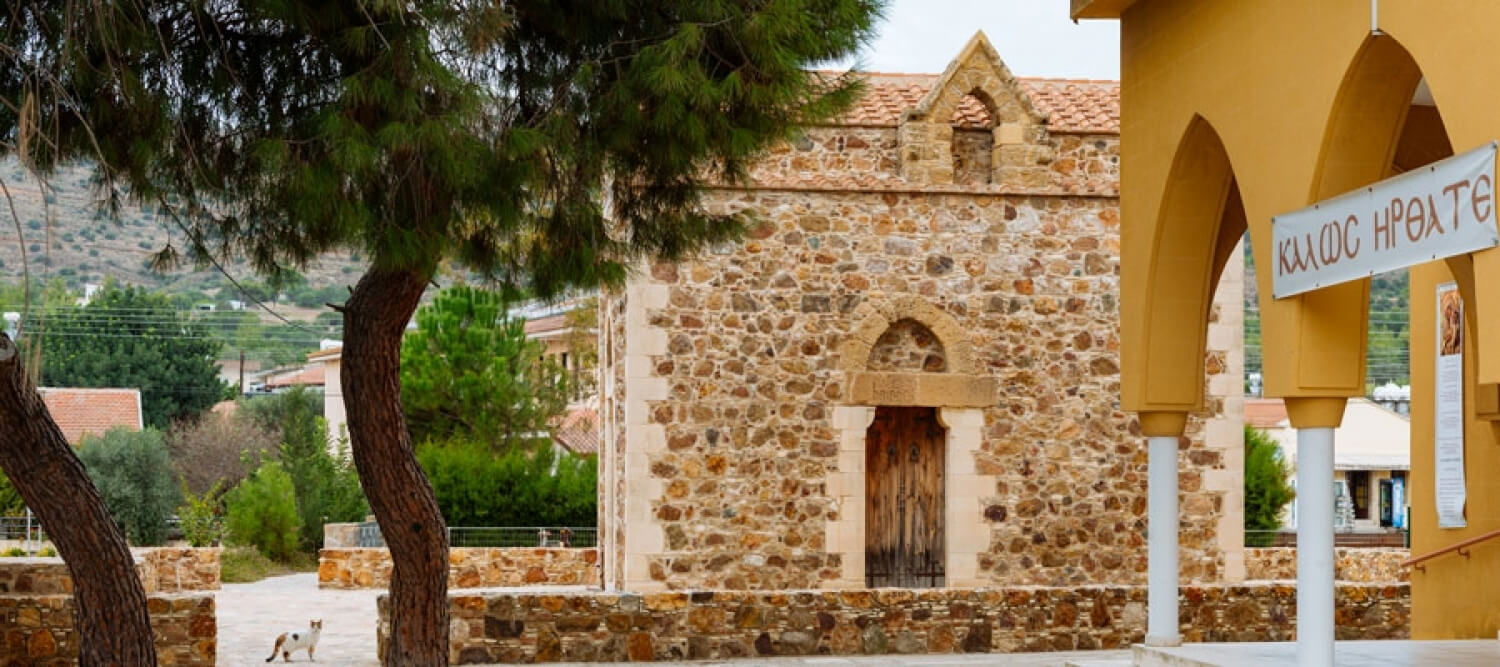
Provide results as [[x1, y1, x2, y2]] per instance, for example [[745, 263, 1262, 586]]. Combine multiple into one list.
[[524, 314, 570, 336], [1245, 398, 1290, 429], [835, 73, 1119, 134], [39, 388, 143, 446], [553, 406, 598, 456], [265, 366, 325, 388]]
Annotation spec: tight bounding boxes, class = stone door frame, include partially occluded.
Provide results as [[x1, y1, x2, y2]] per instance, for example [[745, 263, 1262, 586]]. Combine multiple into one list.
[[827, 405, 987, 588], [826, 296, 996, 589]]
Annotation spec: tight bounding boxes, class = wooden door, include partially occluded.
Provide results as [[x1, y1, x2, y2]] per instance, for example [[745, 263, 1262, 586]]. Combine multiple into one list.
[[865, 406, 945, 588]]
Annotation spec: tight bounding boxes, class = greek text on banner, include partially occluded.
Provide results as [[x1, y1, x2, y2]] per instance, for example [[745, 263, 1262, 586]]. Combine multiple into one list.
[[1272, 142, 1500, 299]]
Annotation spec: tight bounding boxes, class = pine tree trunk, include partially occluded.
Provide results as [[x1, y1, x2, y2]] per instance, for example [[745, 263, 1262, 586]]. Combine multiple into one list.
[[342, 268, 449, 665], [0, 333, 156, 665]]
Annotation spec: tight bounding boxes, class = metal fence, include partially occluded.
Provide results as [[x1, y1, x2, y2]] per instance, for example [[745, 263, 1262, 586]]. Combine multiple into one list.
[[1245, 529, 1409, 548], [0, 516, 44, 542], [351, 522, 597, 549]]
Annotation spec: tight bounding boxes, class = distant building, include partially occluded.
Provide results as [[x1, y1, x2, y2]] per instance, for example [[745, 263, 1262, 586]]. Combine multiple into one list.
[[306, 345, 345, 448], [38, 387, 143, 445], [1246, 397, 1410, 532]]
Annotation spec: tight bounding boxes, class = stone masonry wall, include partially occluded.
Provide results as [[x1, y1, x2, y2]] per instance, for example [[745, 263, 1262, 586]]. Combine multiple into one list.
[[134, 548, 221, 592], [597, 47, 1228, 593], [1245, 548, 1410, 583], [604, 168, 1233, 590], [0, 593, 215, 665], [380, 582, 1407, 664], [319, 548, 601, 590], [0, 549, 220, 596]]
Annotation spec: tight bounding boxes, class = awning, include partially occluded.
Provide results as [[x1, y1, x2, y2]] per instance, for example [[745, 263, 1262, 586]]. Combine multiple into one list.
[[1335, 455, 1409, 472]]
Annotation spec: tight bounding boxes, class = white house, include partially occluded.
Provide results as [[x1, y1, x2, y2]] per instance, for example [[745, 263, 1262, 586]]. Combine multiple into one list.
[[1246, 397, 1410, 532]]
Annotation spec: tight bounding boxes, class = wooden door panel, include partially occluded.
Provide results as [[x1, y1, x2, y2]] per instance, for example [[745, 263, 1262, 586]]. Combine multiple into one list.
[[865, 406, 944, 588]]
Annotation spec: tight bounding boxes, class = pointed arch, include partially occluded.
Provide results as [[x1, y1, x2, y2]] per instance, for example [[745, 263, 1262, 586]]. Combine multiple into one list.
[[838, 296, 994, 409], [898, 31, 1051, 188], [1123, 115, 1246, 413]]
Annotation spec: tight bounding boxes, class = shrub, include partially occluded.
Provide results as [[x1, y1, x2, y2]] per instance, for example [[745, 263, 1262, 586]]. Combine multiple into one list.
[[224, 461, 301, 562], [37, 547, 55, 557], [166, 411, 278, 496], [2, 547, 23, 557], [418, 439, 596, 528], [245, 388, 369, 553], [1245, 425, 1297, 547], [77, 428, 181, 546], [179, 481, 226, 547]]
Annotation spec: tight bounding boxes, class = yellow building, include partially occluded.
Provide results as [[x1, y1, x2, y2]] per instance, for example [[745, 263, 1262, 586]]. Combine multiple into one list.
[[1074, 0, 1500, 661]]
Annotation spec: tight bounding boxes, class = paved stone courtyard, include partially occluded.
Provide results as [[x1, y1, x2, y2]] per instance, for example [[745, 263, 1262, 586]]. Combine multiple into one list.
[[218, 573, 380, 666]]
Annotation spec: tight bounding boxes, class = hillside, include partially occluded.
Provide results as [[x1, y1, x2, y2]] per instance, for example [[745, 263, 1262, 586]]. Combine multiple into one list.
[[1243, 239, 1409, 387], [0, 161, 365, 321]]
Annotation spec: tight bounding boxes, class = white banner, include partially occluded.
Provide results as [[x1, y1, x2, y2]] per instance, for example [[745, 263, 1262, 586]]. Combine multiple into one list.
[[1435, 282, 1467, 528], [1272, 142, 1500, 299]]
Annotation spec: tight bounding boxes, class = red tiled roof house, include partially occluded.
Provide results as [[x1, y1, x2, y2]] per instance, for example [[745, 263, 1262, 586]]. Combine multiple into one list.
[[39, 388, 144, 446]]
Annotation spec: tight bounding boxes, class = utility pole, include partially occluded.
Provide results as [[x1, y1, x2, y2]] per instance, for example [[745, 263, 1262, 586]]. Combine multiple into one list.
[[238, 349, 245, 396]]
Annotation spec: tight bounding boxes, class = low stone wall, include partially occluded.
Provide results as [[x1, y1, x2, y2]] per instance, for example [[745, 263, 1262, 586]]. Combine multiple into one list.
[[323, 522, 365, 549], [378, 583, 1409, 663], [0, 549, 220, 599], [1244, 548, 1409, 583], [319, 547, 601, 589], [134, 547, 222, 592], [0, 592, 215, 665]]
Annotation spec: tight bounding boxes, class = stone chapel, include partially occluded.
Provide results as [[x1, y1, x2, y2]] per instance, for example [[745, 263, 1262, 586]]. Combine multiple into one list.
[[597, 33, 1244, 593]]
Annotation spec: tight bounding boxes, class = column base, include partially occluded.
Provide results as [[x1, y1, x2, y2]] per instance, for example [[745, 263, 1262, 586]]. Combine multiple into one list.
[[1143, 634, 1182, 647]]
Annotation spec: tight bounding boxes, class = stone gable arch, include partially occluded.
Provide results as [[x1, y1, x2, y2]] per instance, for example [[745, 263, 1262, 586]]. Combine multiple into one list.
[[899, 31, 1053, 188], [838, 296, 994, 408]]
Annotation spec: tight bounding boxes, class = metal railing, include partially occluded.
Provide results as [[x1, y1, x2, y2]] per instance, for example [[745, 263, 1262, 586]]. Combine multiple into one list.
[[1244, 529, 1408, 548], [448, 527, 597, 548], [350, 522, 597, 549], [0, 516, 45, 542], [1402, 527, 1500, 572]]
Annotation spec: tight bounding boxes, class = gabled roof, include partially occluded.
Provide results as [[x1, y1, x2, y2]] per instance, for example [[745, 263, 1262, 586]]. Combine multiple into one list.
[[1244, 398, 1290, 429], [553, 406, 599, 456], [264, 366, 325, 388], [833, 73, 1119, 134], [307, 346, 342, 363], [39, 387, 143, 445]]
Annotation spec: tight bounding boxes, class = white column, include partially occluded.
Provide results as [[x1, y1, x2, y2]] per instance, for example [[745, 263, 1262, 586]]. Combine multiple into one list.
[[1146, 435, 1181, 646], [1296, 427, 1335, 667]]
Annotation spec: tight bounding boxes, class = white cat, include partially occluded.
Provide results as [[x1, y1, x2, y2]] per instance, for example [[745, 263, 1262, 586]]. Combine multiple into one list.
[[265, 619, 322, 662]]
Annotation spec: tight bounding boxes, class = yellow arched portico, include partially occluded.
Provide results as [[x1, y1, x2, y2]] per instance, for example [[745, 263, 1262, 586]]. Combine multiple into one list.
[[1077, 0, 1500, 662]]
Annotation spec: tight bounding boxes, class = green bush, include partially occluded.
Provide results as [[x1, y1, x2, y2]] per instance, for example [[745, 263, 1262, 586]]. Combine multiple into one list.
[[2, 547, 23, 557], [246, 387, 369, 553], [77, 428, 181, 546], [224, 461, 302, 562], [179, 481, 226, 547], [37, 546, 55, 557], [418, 439, 595, 528], [1245, 425, 1296, 547]]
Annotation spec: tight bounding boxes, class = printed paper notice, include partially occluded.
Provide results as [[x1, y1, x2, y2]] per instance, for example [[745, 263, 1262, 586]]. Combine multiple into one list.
[[1435, 282, 1467, 528]]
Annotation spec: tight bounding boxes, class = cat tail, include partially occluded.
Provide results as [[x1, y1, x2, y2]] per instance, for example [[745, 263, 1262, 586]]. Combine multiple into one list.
[[266, 633, 286, 662]]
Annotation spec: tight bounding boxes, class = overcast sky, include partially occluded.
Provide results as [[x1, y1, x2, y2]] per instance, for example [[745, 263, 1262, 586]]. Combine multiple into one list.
[[849, 1, 1119, 80]]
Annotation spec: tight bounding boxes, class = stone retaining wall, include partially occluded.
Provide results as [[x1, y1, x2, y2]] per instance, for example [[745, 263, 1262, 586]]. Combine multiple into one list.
[[0, 549, 220, 598], [323, 522, 365, 549], [0, 592, 215, 665], [320, 547, 600, 589], [378, 583, 1408, 663], [134, 548, 222, 592], [1244, 548, 1409, 583]]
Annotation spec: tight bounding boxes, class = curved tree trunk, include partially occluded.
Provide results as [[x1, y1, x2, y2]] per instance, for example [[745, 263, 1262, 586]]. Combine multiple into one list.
[[342, 268, 449, 665], [0, 333, 155, 665]]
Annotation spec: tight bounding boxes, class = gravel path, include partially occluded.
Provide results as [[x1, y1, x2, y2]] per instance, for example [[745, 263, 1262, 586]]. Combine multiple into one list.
[[216, 573, 381, 666]]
